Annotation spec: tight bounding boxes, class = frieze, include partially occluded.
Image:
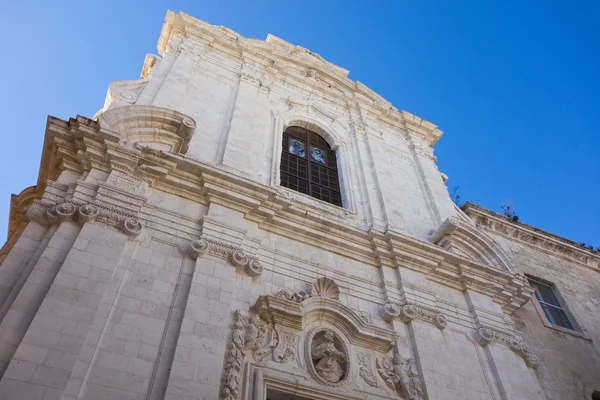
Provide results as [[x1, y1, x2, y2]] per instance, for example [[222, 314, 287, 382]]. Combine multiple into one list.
[[473, 325, 539, 369], [23, 200, 144, 239], [188, 236, 263, 276], [381, 302, 447, 330], [105, 170, 148, 196]]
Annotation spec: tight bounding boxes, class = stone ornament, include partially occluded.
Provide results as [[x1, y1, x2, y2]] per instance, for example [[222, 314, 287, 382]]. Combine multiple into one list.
[[223, 310, 299, 399], [307, 329, 348, 385], [273, 327, 297, 364], [222, 311, 246, 400], [275, 288, 312, 303], [311, 277, 340, 300], [230, 249, 249, 267], [246, 258, 263, 276], [122, 218, 143, 237], [376, 351, 424, 400], [473, 325, 539, 369], [188, 236, 263, 276], [274, 277, 340, 303], [23, 200, 144, 238], [106, 170, 148, 196], [469, 205, 600, 269], [357, 353, 378, 387], [55, 203, 77, 222], [189, 238, 210, 259], [78, 204, 99, 224], [381, 302, 447, 330], [380, 302, 402, 321]]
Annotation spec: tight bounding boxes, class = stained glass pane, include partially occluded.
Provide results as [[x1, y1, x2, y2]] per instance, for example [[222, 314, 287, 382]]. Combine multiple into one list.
[[289, 138, 306, 158], [310, 146, 327, 165]]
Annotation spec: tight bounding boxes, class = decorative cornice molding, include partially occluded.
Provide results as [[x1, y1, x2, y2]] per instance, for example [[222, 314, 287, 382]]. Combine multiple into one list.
[[157, 11, 442, 147], [380, 302, 447, 330], [430, 216, 515, 273], [23, 200, 145, 239], [188, 236, 263, 276], [256, 279, 397, 352], [463, 203, 600, 271], [33, 113, 532, 315], [473, 325, 539, 369]]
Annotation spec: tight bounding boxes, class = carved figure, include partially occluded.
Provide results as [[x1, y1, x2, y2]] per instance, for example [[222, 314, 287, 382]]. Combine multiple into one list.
[[311, 330, 346, 383], [393, 354, 422, 400], [376, 352, 424, 400]]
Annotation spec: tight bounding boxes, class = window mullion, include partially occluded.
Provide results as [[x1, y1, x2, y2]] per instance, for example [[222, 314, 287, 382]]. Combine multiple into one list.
[[307, 155, 313, 198]]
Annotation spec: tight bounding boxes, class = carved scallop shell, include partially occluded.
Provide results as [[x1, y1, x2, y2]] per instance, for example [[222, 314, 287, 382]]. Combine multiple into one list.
[[311, 277, 340, 300]]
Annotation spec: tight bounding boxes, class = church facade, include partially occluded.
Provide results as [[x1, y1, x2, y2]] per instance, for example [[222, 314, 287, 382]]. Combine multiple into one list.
[[0, 11, 599, 400]]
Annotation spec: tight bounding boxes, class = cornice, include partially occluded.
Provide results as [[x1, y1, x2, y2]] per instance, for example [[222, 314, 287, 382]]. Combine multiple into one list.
[[472, 324, 539, 369], [23, 200, 144, 238], [25, 112, 532, 315], [155, 11, 443, 147], [463, 203, 600, 272]]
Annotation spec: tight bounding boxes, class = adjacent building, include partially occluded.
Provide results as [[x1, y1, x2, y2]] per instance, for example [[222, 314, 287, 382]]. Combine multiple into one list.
[[0, 11, 598, 400]]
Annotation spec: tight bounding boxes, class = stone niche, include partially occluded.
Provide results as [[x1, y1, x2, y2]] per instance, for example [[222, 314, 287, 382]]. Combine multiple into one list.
[[222, 277, 424, 400]]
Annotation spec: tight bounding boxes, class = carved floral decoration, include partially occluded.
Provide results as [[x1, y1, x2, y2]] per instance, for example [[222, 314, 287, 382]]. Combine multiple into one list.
[[222, 310, 298, 400], [357, 353, 378, 387]]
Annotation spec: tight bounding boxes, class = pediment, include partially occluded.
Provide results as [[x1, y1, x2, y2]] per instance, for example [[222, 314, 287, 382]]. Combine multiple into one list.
[[430, 216, 515, 274]]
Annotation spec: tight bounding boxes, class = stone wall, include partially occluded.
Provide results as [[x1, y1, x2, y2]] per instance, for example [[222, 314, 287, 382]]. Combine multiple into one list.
[[0, 10, 598, 400]]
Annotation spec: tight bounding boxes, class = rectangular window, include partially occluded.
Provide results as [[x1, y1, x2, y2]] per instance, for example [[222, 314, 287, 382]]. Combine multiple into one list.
[[528, 277, 575, 330]]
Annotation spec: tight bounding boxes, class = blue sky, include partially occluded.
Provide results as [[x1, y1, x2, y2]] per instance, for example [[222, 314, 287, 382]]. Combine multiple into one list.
[[1, 1, 598, 246]]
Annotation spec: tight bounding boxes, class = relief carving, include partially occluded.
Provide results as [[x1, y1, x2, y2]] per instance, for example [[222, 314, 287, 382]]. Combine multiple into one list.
[[376, 351, 423, 400], [310, 329, 347, 384], [357, 353, 378, 387], [273, 326, 297, 364], [222, 311, 246, 400], [473, 325, 539, 369], [381, 302, 447, 330], [24, 200, 144, 238], [274, 277, 340, 303], [188, 237, 262, 276], [222, 310, 280, 400]]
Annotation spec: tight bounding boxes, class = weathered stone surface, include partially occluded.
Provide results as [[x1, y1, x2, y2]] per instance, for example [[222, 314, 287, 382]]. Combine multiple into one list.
[[0, 10, 598, 400]]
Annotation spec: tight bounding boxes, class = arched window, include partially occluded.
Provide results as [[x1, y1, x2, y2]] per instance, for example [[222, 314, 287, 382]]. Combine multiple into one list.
[[279, 126, 342, 206]]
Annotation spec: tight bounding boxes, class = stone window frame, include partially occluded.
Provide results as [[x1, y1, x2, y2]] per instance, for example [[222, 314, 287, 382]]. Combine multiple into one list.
[[280, 126, 342, 207], [526, 274, 591, 340], [270, 116, 356, 214]]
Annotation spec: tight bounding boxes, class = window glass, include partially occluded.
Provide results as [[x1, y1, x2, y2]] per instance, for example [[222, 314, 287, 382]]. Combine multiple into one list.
[[280, 126, 341, 207], [529, 278, 575, 331]]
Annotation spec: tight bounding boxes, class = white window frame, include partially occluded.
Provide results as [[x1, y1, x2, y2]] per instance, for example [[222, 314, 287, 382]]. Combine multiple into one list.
[[527, 275, 589, 340]]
